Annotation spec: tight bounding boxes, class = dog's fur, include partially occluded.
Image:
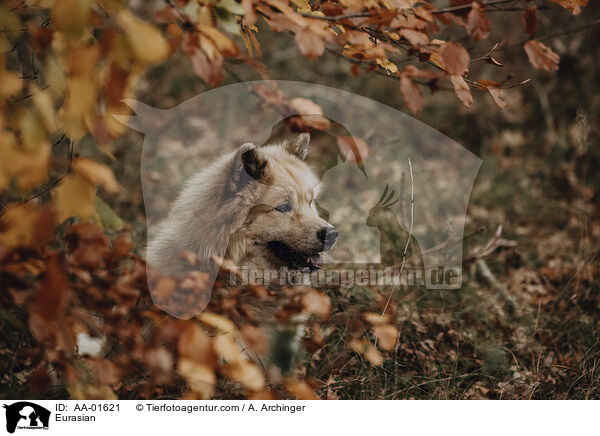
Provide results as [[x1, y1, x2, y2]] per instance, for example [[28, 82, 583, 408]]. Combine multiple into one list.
[[146, 134, 336, 279]]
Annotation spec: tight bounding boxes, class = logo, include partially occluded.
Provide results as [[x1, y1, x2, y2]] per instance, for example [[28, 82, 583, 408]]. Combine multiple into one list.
[[119, 80, 481, 318], [3, 402, 50, 434]]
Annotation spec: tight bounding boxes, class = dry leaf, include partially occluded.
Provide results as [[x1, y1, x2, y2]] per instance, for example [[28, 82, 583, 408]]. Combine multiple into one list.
[[337, 136, 369, 163], [550, 0, 588, 15], [400, 76, 424, 114], [364, 312, 391, 325], [285, 379, 319, 399], [177, 358, 216, 399], [295, 29, 325, 59], [51, 0, 91, 39], [53, 173, 97, 223], [350, 338, 384, 366], [72, 158, 120, 193], [524, 40, 559, 72], [399, 29, 429, 46], [197, 312, 237, 335], [0, 204, 45, 249], [178, 323, 217, 368], [439, 42, 470, 75], [450, 74, 473, 107], [222, 361, 265, 391], [0, 69, 23, 98], [301, 290, 331, 318], [373, 324, 399, 351], [466, 2, 490, 41], [487, 86, 507, 109], [117, 10, 169, 64], [240, 325, 268, 356], [523, 7, 537, 36]]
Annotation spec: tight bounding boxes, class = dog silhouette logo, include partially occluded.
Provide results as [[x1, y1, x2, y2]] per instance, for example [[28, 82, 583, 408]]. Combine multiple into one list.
[[117, 80, 481, 318], [3, 402, 50, 433]]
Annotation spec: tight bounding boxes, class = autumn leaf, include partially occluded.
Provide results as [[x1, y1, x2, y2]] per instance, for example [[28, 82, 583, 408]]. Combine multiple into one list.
[[0, 128, 50, 192], [373, 324, 399, 351], [550, 0, 588, 15], [364, 312, 392, 325], [295, 29, 325, 59], [524, 40, 560, 72], [198, 25, 239, 57], [523, 7, 537, 36], [178, 323, 217, 368], [322, 1, 344, 16], [0, 204, 53, 249], [350, 339, 384, 366], [337, 136, 369, 163], [213, 334, 243, 362], [241, 325, 268, 356], [28, 254, 73, 354], [72, 158, 121, 194], [289, 97, 331, 130], [65, 223, 109, 269], [117, 10, 169, 65], [466, 2, 490, 41], [285, 379, 319, 399], [439, 42, 470, 76], [53, 173, 97, 223], [0, 68, 23, 98], [301, 290, 331, 318], [223, 360, 265, 391], [400, 75, 424, 114], [450, 74, 473, 107], [487, 86, 508, 109], [51, 0, 91, 39], [399, 29, 429, 46], [32, 86, 58, 133], [197, 312, 237, 335], [177, 358, 216, 399]]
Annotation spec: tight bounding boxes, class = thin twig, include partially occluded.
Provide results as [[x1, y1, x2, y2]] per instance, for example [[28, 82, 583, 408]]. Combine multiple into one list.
[[432, 0, 519, 15], [381, 156, 413, 317]]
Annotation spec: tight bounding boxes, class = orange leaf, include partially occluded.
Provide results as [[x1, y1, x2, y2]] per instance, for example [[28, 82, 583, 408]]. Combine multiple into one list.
[[117, 10, 169, 64], [178, 323, 218, 368], [487, 86, 507, 109], [524, 40, 559, 72], [399, 29, 429, 46], [72, 158, 120, 193], [336, 136, 369, 163], [450, 75, 473, 107], [400, 76, 424, 114], [523, 7, 537, 36], [295, 29, 325, 59], [439, 42, 470, 76], [373, 324, 399, 351], [301, 290, 331, 318], [285, 379, 319, 399], [466, 1, 490, 41], [550, 0, 588, 15]]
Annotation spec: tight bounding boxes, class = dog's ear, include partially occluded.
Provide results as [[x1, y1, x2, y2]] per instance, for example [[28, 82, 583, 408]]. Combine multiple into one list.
[[241, 146, 267, 180], [285, 133, 310, 160], [230, 143, 267, 189]]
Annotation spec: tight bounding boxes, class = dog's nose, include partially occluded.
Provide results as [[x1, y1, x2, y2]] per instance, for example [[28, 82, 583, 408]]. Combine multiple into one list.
[[317, 227, 338, 248]]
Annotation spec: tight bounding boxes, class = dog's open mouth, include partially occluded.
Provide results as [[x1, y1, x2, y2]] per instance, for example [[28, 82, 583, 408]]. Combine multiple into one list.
[[267, 241, 323, 272]]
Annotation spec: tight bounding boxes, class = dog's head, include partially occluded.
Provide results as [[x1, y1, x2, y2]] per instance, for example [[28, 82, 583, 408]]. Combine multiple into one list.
[[236, 133, 337, 271]]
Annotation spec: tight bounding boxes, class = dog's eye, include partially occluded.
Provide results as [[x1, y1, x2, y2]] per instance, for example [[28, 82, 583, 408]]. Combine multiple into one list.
[[275, 203, 292, 213]]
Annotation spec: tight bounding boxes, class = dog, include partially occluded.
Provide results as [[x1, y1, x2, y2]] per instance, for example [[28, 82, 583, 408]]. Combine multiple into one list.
[[146, 133, 338, 284]]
